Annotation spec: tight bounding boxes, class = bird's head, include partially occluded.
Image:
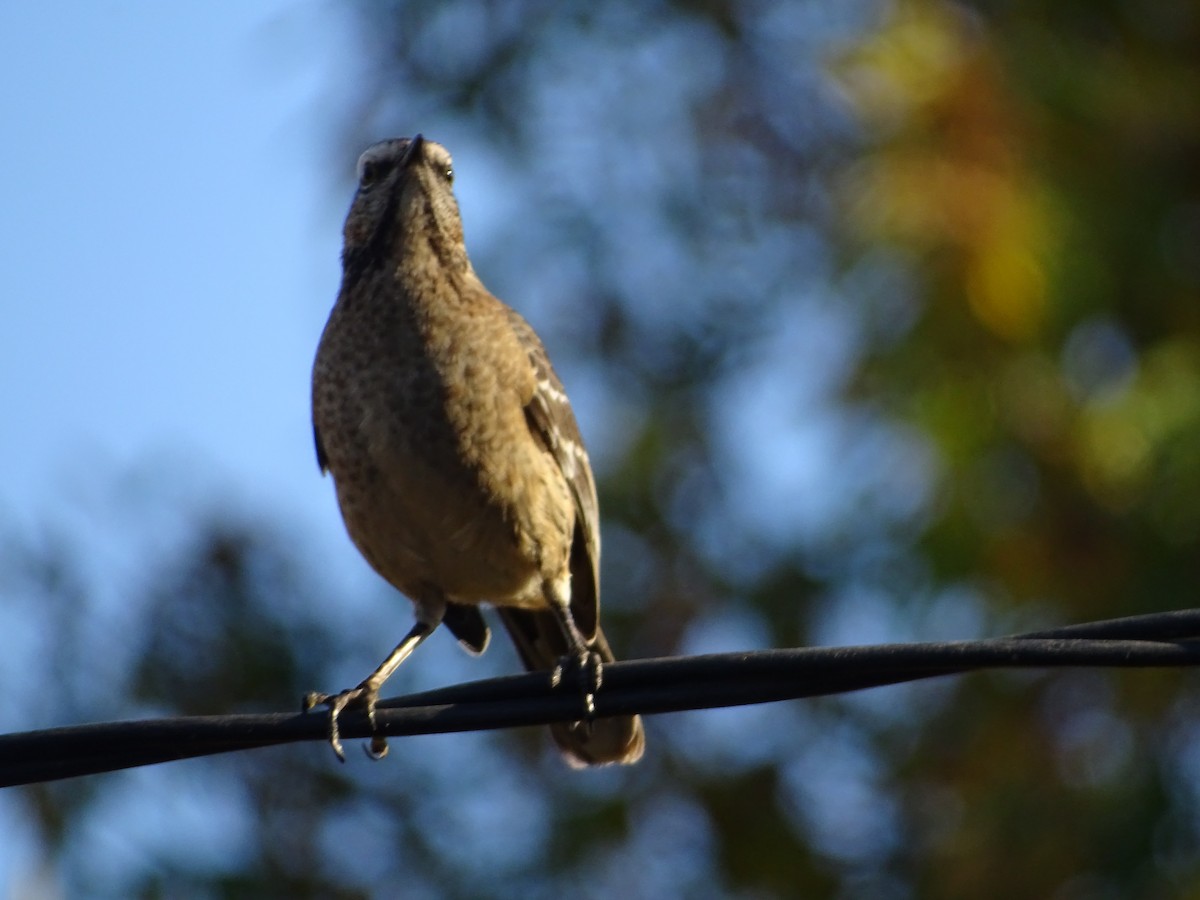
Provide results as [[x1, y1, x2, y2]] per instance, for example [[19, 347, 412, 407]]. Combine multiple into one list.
[[341, 135, 469, 277]]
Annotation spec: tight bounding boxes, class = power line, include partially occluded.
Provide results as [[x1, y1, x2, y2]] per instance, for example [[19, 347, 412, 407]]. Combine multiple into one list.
[[4, 608, 1200, 787]]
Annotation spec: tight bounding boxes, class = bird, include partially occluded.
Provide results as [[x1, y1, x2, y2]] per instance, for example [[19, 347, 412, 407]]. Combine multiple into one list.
[[306, 134, 645, 767]]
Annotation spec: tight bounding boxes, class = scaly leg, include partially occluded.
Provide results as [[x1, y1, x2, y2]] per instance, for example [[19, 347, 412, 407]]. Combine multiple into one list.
[[544, 576, 602, 718]]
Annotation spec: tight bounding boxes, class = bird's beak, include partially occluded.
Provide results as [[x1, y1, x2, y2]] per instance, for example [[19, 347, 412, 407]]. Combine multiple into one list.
[[399, 134, 424, 168]]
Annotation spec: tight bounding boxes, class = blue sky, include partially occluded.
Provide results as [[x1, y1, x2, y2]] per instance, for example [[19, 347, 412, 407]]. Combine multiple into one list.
[[0, 3, 381, 567]]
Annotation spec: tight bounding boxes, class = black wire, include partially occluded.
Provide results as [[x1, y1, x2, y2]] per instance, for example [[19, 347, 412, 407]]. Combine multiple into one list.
[[3, 608, 1199, 787]]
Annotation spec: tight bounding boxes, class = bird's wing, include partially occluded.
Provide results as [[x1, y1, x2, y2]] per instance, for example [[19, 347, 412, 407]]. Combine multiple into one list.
[[504, 306, 600, 640]]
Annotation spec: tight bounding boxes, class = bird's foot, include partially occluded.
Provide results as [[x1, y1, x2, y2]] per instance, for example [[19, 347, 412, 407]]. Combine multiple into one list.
[[551, 648, 603, 719], [303, 682, 389, 762]]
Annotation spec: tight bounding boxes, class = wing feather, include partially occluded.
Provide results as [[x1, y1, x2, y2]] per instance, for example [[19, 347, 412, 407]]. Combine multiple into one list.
[[506, 307, 600, 639]]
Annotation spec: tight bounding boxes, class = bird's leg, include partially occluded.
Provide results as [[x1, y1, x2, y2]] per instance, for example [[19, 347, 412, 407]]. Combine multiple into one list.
[[304, 602, 442, 761], [545, 578, 602, 719]]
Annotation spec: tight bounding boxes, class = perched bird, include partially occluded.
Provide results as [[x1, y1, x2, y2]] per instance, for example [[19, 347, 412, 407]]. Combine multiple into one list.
[[307, 134, 644, 767]]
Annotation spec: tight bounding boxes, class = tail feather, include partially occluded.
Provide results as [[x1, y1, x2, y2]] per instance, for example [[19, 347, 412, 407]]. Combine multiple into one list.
[[497, 608, 645, 767]]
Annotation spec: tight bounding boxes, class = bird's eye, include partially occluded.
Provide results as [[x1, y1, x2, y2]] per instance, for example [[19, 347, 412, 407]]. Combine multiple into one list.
[[443, 166, 454, 184], [357, 157, 389, 189]]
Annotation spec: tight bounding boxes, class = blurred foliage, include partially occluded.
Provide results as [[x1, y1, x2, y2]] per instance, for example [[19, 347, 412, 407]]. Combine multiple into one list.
[[6, 0, 1200, 897]]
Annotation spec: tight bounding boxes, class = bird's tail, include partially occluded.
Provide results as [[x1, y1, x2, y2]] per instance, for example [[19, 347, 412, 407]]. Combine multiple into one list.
[[496, 608, 645, 767]]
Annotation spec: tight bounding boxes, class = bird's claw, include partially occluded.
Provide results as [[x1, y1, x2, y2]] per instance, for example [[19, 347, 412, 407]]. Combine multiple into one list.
[[366, 734, 389, 760], [302, 683, 387, 762], [551, 649, 603, 719]]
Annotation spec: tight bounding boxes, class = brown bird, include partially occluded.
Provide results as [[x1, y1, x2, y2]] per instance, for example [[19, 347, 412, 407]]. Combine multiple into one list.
[[307, 135, 644, 767]]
